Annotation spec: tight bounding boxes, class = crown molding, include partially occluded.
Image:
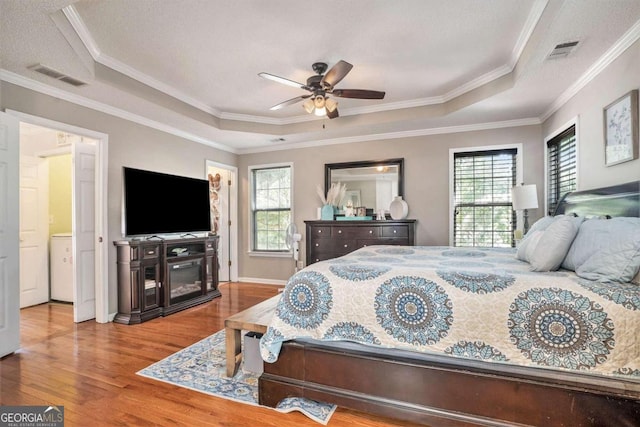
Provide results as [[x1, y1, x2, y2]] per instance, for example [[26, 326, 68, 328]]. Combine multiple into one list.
[[512, 0, 549, 67], [541, 18, 640, 121], [0, 69, 237, 154], [238, 118, 541, 154], [226, 1, 547, 122], [2, 68, 545, 155], [60, 2, 546, 126], [62, 5, 221, 117]]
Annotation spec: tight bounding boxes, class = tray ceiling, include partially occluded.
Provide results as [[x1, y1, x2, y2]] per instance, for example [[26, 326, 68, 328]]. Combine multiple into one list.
[[2, 0, 640, 153]]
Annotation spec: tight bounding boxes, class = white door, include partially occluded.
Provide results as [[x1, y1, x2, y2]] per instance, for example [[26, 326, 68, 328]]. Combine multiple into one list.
[[206, 162, 237, 282], [72, 141, 96, 322], [0, 112, 20, 357], [19, 155, 49, 308]]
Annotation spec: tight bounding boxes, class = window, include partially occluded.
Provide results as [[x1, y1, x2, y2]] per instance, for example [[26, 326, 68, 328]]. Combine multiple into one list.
[[250, 164, 292, 252], [453, 149, 517, 247], [547, 125, 576, 215]]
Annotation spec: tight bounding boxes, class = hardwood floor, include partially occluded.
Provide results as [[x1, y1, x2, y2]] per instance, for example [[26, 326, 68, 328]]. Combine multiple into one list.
[[1, 282, 423, 427]]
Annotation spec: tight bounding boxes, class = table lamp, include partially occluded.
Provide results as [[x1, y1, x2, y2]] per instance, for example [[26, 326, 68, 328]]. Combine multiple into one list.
[[511, 184, 538, 234]]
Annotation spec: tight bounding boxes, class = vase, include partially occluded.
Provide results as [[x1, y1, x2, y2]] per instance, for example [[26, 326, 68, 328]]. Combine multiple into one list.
[[321, 204, 335, 220], [389, 196, 408, 220]]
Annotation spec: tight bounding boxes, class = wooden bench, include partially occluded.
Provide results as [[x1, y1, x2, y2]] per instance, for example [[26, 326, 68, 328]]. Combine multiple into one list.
[[224, 294, 280, 377]]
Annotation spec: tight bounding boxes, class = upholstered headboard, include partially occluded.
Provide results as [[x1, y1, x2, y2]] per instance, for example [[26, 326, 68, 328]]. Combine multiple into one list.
[[554, 180, 640, 218]]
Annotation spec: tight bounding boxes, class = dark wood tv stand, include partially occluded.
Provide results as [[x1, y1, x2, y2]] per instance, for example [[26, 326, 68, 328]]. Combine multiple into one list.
[[113, 235, 221, 324]]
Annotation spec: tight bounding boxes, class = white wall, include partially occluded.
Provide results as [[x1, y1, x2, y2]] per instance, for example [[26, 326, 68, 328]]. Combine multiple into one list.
[[1, 82, 238, 314], [543, 39, 640, 189], [238, 125, 544, 281], [4, 39, 639, 289]]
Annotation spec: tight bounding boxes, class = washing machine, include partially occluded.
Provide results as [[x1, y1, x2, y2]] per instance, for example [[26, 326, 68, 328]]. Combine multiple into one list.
[[50, 233, 73, 302]]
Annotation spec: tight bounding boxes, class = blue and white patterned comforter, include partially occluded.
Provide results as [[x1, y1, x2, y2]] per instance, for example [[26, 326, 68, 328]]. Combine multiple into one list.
[[260, 246, 640, 379]]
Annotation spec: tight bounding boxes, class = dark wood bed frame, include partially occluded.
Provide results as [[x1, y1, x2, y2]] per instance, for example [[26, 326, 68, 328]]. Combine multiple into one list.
[[258, 181, 640, 426]]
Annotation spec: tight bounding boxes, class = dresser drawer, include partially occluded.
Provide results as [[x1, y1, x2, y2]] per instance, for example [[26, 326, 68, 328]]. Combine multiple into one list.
[[309, 226, 332, 239], [308, 252, 345, 264], [332, 226, 380, 238], [312, 239, 357, 253], [381, 225, 409, 238], [305, 220, 416, 266], [356, 239, 387, 249]]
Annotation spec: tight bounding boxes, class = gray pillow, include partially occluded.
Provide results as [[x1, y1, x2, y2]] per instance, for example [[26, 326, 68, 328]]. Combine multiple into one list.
[[569, 217, 640, 283], [529, 215, 583, 271], [515, 215, 557, 262], [525, 215, 556, 236], [516, 230, 543, 262]]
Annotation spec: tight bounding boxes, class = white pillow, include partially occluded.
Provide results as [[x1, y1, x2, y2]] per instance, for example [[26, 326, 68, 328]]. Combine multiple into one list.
[[529, 215, 583, 272]]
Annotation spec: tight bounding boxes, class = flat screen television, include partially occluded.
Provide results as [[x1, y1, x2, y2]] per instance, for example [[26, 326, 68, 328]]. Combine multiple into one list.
[[122, 167, 211, 237]]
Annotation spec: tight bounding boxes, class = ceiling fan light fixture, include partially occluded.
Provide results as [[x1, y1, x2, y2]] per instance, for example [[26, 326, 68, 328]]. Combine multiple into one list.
[[314, 106, 327, 116], [325, 98, 338, 113], [303, 98, 315, 114], [313, 96, 326, 109]]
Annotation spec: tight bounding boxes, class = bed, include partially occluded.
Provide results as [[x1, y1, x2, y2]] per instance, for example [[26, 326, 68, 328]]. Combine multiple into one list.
[[258, 181, 640, 426]]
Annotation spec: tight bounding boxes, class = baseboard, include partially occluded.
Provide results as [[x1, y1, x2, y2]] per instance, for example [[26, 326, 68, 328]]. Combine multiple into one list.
[[237, 277, 288, 286]]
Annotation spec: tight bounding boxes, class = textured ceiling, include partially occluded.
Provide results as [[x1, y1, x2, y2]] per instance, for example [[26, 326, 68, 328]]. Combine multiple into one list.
[[2, 0, 640, 153]]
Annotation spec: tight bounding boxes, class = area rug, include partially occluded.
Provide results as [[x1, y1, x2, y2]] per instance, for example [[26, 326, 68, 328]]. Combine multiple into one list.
[[137, 329, 336, 425]]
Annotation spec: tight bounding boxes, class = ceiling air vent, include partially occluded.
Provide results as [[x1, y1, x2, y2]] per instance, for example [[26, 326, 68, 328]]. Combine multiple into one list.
[[547, 41, 579, 60], [28, 64, 87, 87]]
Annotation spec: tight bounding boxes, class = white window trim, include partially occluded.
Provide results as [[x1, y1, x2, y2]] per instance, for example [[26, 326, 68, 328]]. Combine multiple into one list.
[[247, 161, 294, 257], [448, 143, 524, 246], [543, 116, 579, 216]]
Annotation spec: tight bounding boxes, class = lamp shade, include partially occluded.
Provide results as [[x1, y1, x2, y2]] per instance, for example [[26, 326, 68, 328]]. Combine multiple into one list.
[[511, 184, 538, 210]]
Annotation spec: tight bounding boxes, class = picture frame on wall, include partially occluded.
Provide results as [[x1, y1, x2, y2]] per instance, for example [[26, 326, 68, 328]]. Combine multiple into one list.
[[603, 89, 639, 166]]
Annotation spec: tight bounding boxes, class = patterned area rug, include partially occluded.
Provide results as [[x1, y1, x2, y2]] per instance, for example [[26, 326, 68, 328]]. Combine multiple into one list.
[[137, 329, 336, 425]]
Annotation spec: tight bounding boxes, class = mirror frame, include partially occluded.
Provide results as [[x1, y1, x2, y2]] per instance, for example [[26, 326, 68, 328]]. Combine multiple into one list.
[[324, 158, 404, 210]]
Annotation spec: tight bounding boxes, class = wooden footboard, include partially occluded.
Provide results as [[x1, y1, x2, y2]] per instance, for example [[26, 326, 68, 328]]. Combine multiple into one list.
[[258, 341, 640, 427]]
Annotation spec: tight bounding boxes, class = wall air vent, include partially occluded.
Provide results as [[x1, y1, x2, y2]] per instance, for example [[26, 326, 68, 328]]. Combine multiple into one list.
[[547, 41, 579, 60], [28, 64, 87, 87]]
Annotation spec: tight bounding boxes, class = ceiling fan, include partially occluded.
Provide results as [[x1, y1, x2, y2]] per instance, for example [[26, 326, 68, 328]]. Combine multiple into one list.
[[258, 60, 385, 119]]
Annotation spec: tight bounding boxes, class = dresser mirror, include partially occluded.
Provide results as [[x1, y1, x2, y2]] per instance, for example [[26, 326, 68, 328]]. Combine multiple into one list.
[[325, 158, 404, 214]]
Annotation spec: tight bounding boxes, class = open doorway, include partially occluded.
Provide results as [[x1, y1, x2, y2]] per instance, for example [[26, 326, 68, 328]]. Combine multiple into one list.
[[206, 160, 238, 282], [19, 124, 95, 314], [10, 109, 109, 324]]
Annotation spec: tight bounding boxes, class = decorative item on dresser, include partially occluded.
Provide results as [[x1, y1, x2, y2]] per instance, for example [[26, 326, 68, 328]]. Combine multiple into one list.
[[304, 219, 416, 265], [113, 235, 221, 324]]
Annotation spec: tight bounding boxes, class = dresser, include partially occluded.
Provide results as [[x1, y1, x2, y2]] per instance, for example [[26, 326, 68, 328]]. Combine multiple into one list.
[[305, 219, 416, 265]]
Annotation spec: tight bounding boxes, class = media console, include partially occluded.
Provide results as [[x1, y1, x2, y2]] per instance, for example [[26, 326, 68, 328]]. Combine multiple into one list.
[[113, 235, 221, 324]]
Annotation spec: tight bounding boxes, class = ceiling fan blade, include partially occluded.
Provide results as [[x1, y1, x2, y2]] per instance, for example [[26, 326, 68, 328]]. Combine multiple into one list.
[[259, 72, 306, 90], [327, 108, 339, 119], [269, 94, 311, 111], [321, 60, 353, 88], [331, 89, 385, 99]]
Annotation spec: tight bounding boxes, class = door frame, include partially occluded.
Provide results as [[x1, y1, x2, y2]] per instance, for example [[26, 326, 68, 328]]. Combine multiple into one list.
[[205, 160, 238, 281], [7, 109, 109, 323]]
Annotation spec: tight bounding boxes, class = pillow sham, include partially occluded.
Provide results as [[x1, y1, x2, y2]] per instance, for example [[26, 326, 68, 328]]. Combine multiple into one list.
[[567, 217, 640, 283], [516, 230, 544, 262], [528, 215, 583, 271], [515, 215, 557, 262], [525, 215, 556, 236]]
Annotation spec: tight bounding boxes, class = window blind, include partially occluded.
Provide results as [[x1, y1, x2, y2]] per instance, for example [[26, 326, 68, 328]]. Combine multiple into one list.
[[453, 149, 517, 247], [251, 165, 291, 252], [547, 125, 576, 215]]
